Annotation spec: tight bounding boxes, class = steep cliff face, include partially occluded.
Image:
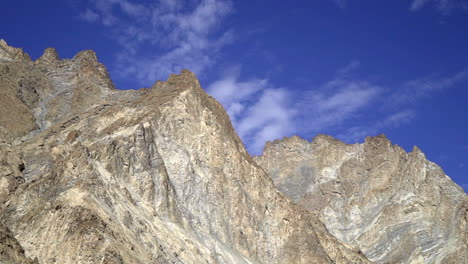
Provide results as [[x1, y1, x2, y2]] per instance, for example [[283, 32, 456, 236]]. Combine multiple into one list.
[[0, 39, 115, 143], [0, 40, 369, 263], [254, 135, 468, 264]]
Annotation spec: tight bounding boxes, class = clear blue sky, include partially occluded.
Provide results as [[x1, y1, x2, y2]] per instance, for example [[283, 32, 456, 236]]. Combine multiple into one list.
[[1, 0, 467, 192]]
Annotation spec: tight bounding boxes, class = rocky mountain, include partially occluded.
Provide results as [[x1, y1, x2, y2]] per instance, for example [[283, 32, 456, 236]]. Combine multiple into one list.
[[0, 39, 370, 263], [0, 39, 466, 264], [254, 135, 467, 263]]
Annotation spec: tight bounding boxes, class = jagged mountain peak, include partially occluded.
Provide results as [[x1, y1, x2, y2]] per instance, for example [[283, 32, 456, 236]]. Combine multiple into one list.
[[0, 42, 118, 141], [0, 39, 31, 63], [0, 40, 466, 264], [0, 40, 371, 264], [150, 69, 200, 90], [261, 134, 396, 159], [255, 132, 467, 263], [72, 49, 99, 63], [363, 133, 390, 144], [36, 47, 59, 64]]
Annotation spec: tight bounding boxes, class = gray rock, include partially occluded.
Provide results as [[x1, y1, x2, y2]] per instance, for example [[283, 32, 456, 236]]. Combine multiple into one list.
[[0, 40, 369, 263], [254, 134, 468, 264]]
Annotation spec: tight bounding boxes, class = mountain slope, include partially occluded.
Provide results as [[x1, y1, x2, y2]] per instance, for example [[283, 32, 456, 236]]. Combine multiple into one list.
[[0, 40, 369, 263], [254, 135, 468, 263]]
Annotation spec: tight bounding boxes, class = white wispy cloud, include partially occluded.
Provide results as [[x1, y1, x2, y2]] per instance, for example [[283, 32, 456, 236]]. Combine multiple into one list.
[[337, 68, 468, 142], [207, 71, 267, 123], [337, 110, 416, 142], [293, 61, 381, 134], [208, 61, 468, 153], [336, 60, 360, 77], [79, 9, 100, 23], [79, 0, 150, 25], [78, 0, 233, 86], [333, 0, 347, 9], [410, 0, 468, 14], [334, 0, 468, 14], [79, 1, 386, 154], [389, 68, 468, 105], [411, 0, 430, 10], [237, 88, 296, 152], [297, 78, 381, 131], [207, 70, 296, 153], [208, 63, 381, 154], [76, 1, 468, 155]]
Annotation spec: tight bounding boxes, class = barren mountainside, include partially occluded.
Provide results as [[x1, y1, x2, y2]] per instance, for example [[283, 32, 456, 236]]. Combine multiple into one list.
[[255, 135, 468, 263], [0, 39, 369, 263], [0, 39, 466, 264]]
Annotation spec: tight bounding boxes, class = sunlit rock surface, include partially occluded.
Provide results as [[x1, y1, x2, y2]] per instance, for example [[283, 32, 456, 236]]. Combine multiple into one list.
[[254, 135, 468, 264], [0, 40, 369, 264]]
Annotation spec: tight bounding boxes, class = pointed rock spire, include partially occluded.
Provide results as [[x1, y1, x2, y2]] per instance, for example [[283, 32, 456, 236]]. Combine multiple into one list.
[[36, 48, 60, 64], [70, 49, 115, 91], [0, 39, 31, 62], [364, 133, 391, 146], [72, 49, 98, 64], [151, 69, 201, 90], [166, 69, 200, 87], [0, 39, 9, 48], [411, 145, 426, 158]]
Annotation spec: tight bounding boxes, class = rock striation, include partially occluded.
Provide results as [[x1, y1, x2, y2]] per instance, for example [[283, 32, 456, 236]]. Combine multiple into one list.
[[254, 135, 468, 264], [0, 39, 370, 263]]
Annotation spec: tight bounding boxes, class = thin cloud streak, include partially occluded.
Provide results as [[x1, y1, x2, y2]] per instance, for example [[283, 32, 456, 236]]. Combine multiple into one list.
[[77, 1, 468, 155], [410, 0, 468, 14], [209, 62, 467, 154], [78, 0, 233, 86], [337, 110, 416, 143], [333, 0, 347, 9], [79, 9, 100, 23], [389, 69, 468, 105], [208, 63, 381, 154], [207, 71, 296, 154], [297, 79, 381, 132]]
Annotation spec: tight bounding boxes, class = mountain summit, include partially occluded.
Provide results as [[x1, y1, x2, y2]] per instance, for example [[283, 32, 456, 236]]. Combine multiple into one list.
[[0, 40, 369, 263], [0, 40, 466, 263], [255, 134, 467, 263]]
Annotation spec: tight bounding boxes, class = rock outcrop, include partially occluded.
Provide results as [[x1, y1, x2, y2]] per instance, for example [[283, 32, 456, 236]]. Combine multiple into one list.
[[0, 223, 37, 264], [254, 135, 468, 263], [0, 39, 370, 263]]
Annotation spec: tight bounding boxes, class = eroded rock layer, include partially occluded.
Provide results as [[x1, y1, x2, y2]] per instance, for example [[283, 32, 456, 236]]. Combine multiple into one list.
[[0, 40, 369, 263], [254, 135, 468, 264]]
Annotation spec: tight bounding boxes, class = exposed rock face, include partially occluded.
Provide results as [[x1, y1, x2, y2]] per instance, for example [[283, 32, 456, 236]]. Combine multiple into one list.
[[0, 224, 37, 264], [0, 40, 115, 143], [0, 39, 370, 263], [254, 135, 468, 264]]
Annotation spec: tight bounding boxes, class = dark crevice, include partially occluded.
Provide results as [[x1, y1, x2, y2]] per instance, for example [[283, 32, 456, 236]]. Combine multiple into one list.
[[18, 163, 25, 173]]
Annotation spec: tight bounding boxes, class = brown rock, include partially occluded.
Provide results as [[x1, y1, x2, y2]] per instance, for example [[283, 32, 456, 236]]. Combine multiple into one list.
[[255, 134, 468, 263], [0, 41, 370, 263]]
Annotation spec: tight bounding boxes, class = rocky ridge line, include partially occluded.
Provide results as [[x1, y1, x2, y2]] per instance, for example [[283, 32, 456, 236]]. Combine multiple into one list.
[[0, 40, 370, 263], [254, 134, 468, 263]]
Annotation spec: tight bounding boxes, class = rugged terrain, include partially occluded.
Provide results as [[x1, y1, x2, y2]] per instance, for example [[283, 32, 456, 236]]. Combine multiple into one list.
[[0, 39, 370, 263], [255, 135, 467, 263], [0, 39, 466, 264]]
